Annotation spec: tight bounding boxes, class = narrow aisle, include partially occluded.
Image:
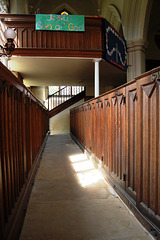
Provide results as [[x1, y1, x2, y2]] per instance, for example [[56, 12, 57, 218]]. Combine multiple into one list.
[[20, 134, 153, 240]]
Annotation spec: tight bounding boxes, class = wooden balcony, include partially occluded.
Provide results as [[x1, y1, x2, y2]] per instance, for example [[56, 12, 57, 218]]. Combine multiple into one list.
[[0, 14, 105, 58]]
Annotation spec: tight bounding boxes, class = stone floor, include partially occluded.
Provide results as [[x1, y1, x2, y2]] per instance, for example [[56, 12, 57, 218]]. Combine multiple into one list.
[[20, 134, 154, 240]]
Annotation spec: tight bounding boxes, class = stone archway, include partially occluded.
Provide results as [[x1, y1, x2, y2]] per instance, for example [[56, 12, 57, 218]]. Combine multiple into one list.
[[146, 0, 160, 71], [52, 3, 78, 15], [121, 0, 153, 81], [122, 0, 153, 41], [100, 0, 124, 33]]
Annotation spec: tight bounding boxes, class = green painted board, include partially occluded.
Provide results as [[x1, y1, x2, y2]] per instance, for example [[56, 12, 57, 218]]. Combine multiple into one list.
[[36, 14, 85, 32]]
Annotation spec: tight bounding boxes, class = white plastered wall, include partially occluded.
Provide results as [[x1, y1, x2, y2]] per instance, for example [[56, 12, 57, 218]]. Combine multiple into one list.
[[49, 99, 84, 134]]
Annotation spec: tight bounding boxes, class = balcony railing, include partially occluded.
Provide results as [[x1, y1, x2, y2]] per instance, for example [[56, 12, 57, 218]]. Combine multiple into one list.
[[70, 66, 160, 236], [0, 14, 105, 58]]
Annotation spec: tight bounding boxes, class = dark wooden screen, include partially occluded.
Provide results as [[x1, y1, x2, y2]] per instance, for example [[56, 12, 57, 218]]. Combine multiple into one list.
[[70, 67, 160, 231], [0, 14, 105, 58], [0, 62, 49, 240]]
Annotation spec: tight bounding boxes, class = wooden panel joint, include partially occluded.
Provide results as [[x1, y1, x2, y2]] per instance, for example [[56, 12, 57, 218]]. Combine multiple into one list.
[[0, 81, 6, 94], [115, 90, 119, 96], [8, 85, 14, 97], [151, 71, 160, 82], [123, 173, 126, 182], [123, 96, 126, 105], [92, 103, 95, 109], [142, 83, 156, 98], [104, 98, 110, 107]]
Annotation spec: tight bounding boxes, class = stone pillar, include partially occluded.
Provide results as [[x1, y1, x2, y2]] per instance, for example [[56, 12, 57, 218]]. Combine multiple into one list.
[[127, 39, 148, 82], [94, 59, 101, 97]]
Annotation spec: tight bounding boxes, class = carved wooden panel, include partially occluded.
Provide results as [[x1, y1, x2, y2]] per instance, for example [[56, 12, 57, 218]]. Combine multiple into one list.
[[85, 104, 92, 150], [137, 79, 160, 215], [0, 62, 49, 240], [91, 100, 96, 154], [125, 83, 137, 199], [94, 98, 104, 160], [70, 67, 160, 228], [104, 96, 111, 171], [109, 89, 126, 187]]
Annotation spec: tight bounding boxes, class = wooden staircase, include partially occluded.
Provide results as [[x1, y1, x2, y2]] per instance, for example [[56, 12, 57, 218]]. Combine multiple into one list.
[[49, 89, 85, 118]]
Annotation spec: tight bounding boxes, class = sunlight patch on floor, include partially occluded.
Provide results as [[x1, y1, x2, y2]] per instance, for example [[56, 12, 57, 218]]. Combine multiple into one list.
[[72, 160, 94, 172], [76, 169, 103, 187], [69, 153, 88, 163], [69, 153, 103, 188]]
